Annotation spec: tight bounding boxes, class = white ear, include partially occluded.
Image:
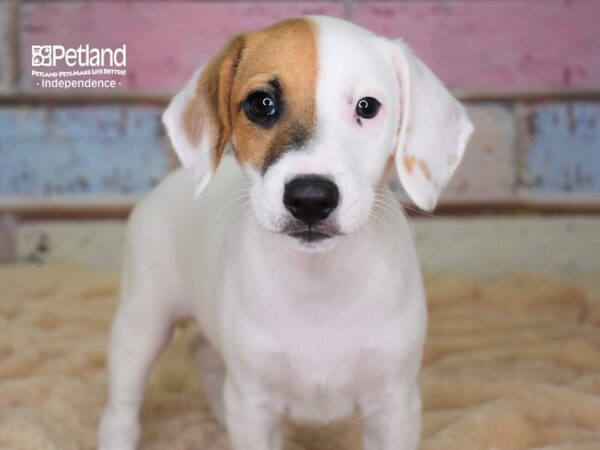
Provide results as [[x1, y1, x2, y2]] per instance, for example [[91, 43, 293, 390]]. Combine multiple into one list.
[[390, 39, 474, 211], [162, 36, 244, 197], [162, 68, 214, 196]]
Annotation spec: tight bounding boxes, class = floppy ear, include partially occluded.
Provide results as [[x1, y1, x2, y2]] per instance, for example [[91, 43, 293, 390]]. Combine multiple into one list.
[[162, 36, 245, 196], [390, 39, 473, 211]]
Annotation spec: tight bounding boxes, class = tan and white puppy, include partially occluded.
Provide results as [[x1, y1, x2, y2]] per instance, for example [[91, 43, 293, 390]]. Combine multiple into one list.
[[99, 16, 472, 450]]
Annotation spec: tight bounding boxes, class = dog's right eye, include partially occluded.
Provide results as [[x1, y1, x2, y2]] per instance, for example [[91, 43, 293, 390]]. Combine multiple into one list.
[[356, 97, 380, 119], [244, 91, 279, 126]]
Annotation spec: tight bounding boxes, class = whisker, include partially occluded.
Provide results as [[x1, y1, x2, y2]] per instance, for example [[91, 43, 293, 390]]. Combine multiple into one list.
[[366, 211, 389, 250], [207, 192, 250, 228], [372, 197, 409, 227], [373, 187, 443, 219], [227, 202, 251, 254]]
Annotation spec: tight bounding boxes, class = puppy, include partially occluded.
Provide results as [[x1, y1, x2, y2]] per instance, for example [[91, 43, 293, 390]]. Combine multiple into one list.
[[99, 16, 472, 450]]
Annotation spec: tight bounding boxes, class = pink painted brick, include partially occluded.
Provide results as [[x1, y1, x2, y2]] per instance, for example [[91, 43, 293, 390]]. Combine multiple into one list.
[[443, 104, 516, 200], [21, 1, 344, 92], [352, 0, 600, 88], [0, 1, 15, 91]]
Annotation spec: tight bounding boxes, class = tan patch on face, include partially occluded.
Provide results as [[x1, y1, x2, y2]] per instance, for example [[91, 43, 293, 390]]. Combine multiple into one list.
[[403, 154, 416, 174], [418, 159, 432, 181], [229, 18, 318, 170]]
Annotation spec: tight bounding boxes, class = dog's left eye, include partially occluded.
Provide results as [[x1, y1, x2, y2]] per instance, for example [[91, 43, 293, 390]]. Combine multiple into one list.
[[356, 97, 380, 119], [245, 91, 278, 125]]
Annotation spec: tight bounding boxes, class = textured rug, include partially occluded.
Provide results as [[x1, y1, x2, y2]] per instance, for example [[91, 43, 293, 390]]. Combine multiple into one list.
[[1, 265, 599, 450]]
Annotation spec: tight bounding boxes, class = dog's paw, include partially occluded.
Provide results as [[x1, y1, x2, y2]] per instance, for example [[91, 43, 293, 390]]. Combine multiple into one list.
[[98, 405, 141, 450]]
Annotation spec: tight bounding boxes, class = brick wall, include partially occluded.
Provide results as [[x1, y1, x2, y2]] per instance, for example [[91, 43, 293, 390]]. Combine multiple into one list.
[[1, 0, 600, 265], [15, 0, 600, 91]]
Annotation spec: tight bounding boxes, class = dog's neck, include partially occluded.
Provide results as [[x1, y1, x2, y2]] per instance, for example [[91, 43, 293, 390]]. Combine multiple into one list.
[[240, 210, 393, 290]]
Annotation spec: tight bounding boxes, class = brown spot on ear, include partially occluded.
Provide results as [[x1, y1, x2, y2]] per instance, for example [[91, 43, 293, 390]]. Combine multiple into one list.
[[403, 154, 416, 174], [183, 35, 246, 170], [446, 153, 458, 165], [418, 159, 432, 181], [229, 18, 318, 171]]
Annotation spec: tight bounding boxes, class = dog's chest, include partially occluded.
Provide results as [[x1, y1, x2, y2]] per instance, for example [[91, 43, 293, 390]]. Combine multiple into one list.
[[253, 310, 398, 422]]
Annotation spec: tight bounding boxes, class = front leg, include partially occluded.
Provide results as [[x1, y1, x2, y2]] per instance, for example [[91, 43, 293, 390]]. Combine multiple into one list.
[[98, 294, 174, 450], [360, 384, 422, 450], [224, 377, 282, 450]]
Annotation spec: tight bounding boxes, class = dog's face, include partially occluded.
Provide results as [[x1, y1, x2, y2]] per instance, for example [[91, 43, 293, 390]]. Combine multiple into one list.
[[163, 17, 473, 251]]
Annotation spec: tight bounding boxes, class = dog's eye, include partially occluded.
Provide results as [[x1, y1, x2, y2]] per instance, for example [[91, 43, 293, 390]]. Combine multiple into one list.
[[245, 91, 278, 125], [356, 97, 380, 119]]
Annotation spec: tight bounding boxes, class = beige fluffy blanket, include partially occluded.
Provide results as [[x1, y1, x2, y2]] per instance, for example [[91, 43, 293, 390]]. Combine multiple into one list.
[[1, 265, 599, 450]]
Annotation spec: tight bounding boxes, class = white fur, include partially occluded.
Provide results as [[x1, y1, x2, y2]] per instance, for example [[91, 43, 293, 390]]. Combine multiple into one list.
[[162, 66, 214, 196], [99, 16, 472, 450]]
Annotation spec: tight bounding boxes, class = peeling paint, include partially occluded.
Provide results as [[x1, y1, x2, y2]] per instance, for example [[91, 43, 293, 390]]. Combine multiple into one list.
[[444, 103, 516, 199], [0, 106, 173, 195], [521, 102, 600, 193], [20, 1, 345, 92], [353, 0, 600, 89]]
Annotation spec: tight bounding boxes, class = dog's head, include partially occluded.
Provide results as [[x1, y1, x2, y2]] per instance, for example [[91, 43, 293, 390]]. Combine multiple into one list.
[[163, 17, 473, 251]]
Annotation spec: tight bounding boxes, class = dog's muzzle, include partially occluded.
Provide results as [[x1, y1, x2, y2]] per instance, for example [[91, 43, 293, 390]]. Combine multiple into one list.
[[283, 175, 339, 242]]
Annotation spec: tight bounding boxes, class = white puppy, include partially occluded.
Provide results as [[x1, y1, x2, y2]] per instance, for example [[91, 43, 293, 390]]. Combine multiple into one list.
[[99, 16, 472, 450]]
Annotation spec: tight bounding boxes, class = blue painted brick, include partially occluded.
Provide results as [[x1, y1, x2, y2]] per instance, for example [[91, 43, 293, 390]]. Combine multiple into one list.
[[521, 102, 600, 194], [0, 106, 173, 195]]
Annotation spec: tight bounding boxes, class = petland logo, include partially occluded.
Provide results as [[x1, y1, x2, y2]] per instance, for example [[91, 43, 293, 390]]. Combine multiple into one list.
[[32, 44, 127, 67], [31, 44, 127, 89]]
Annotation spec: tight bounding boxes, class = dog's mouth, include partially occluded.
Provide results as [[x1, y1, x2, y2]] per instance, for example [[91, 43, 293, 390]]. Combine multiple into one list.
[[289, 230, 331, 242], [282, 222, 342, 243]]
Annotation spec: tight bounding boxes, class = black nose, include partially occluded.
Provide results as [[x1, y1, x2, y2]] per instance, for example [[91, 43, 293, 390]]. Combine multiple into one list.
[[283, 175, 339, 225]]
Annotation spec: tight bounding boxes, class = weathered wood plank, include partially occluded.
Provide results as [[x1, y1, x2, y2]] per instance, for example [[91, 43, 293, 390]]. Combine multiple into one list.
[[20, 1, 345, 92], [519, 102, 600, 194], [0, 106, 173, 195], [0, 0, 16, 91], [15, 217, 600, 275], [445, 104, 516, 200], [352, 0, 600, 88]]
